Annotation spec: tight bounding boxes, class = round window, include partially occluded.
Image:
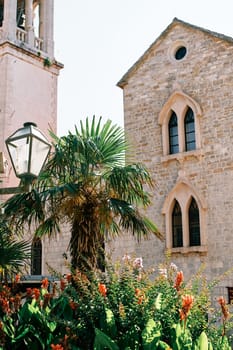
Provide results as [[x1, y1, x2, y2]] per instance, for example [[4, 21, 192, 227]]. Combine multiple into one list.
[[174, 46, 187, 60]]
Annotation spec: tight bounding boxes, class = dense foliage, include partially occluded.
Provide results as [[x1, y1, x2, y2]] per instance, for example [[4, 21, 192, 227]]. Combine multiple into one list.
[[0, 217, 30, 283], [0, 257, 232, 349]]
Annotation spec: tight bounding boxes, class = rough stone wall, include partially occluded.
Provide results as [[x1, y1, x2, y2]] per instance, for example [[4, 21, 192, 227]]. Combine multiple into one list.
[[113, 22, 233, 300]]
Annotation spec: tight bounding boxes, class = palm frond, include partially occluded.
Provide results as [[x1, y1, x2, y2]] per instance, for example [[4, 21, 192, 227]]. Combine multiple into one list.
[[109, 198, 162, 240], [106, 163, 154, 205]]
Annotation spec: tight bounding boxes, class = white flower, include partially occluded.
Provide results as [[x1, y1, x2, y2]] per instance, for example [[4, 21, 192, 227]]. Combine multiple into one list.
[[133, 257, 143, 269], [158, 268, 168, 278], [122, 254, 131, 262], [170, 263, 178, 271]]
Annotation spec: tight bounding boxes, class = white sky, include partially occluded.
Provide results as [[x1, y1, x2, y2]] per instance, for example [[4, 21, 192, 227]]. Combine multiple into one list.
[[54, 0, 233, 136]]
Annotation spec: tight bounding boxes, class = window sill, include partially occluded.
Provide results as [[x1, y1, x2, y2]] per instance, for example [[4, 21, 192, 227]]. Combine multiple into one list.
[[166, 245, 208, 255], [161, 149, 203, 164]]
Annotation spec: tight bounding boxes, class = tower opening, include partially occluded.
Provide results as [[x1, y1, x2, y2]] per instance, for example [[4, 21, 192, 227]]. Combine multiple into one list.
[[0, 0, 3, 27]]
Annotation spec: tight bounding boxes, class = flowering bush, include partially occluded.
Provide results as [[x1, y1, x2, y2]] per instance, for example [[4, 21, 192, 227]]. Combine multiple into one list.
[[0, 257, 232, 349]]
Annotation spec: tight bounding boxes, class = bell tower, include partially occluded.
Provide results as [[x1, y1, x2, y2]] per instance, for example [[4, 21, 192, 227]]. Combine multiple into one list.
[[0, 0, 63, 189]]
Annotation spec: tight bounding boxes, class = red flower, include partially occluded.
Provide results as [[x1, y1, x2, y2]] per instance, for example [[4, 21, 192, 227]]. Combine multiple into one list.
[[98, 283, 107, 297], [179, 294, 194, 321], [218, 296, 229, 320], [15, 274, 20, 283], [51, 344, 64, 350], [135, 288, 144, 304], [32, 288, 40, 300], [41, 278, 49, 289], [174, 271, 184, 291]]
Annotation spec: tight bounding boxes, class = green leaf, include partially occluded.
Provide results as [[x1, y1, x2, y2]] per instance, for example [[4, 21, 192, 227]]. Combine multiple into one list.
[[141, 318, 161, 350], [100, 307, 117, 338], [155, 292, 162, 310], [48, 321, 57, 332], [170, 323, 181, 350], [94, 328, 119, 350], [157, 340, 172, 349], [197, 331, 208, 350], [12, 327, 30, 341], [217, 335, 231, 350], [2, 317, 15, 338]]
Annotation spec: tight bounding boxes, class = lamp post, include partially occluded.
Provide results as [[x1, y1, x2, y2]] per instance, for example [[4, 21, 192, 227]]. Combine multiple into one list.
[[0, 122, 51, 195]]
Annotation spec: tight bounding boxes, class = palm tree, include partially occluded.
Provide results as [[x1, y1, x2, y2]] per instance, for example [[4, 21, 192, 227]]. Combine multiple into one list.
[[0, 218, 31, 283], [3, 117, 162, 272]]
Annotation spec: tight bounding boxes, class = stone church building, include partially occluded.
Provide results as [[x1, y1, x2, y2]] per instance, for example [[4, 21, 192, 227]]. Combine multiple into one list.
[[116, 17, 233, 302], [0, 2, 233, 302]]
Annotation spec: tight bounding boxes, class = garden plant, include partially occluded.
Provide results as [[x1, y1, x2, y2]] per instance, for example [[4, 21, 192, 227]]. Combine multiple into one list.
[[0, 256, 232, 349]]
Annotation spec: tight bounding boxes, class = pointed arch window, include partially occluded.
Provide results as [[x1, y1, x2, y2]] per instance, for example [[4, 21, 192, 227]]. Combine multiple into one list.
[[169, 111, 179, 154], [172, 200, 183, 247], [31, 238, 42, 275], [185, 107, 196, 151], [189, 197, 200, 246], [159, 91, 202, 158]]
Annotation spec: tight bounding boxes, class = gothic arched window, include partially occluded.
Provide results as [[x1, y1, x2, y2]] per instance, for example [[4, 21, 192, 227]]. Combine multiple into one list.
[[159, 91, 202, 157], [185, 107, 196, 151], [189, 197, 200, 246], [31, 238, 42, 275], [172, 200, 183, 247], [169, 111, 179, 154]]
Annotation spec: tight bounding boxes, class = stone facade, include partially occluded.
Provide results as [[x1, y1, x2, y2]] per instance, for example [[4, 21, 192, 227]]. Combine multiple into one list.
[[115, 18, 233, 302]]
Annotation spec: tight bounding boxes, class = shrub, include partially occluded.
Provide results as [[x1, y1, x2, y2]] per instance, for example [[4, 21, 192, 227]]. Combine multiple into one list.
[[0, 257, 232, 349]]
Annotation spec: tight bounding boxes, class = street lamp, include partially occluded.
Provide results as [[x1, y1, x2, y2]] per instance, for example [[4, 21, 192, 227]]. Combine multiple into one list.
[[0, 122, 51, 195]]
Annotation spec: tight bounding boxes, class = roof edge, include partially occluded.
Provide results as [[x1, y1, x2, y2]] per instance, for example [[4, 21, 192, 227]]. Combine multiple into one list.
[[117, 17, 233, 89]]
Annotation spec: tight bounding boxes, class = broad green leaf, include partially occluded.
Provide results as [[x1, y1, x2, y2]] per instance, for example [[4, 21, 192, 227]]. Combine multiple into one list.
[[157, 340, 172, 349], [94, 328, 119, 350], [142, 318, 161, 350], [197, 331, 208, 350], [100, 307, 117, 338]]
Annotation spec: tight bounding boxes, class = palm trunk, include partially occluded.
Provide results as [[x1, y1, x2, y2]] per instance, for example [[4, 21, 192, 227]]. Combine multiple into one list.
[[70, 216, 104, 273]]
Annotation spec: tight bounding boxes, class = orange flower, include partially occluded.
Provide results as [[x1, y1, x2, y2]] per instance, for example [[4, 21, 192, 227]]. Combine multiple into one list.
[[174, 271, 184, 291], [135, 288, 144, 304], [15, 274, 20, 283], [32, 288, 40, 301], [41, 278, 49, 289], [98, 283, 107, 297], [137, 295, 144, 304], [179, 294, 194, 321], [218, 296, 229, 320], [51, 344, 64, 350]]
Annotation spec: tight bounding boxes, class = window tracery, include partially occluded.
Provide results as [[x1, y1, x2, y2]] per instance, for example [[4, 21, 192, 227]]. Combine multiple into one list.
[[162, 179, 207, 253], [159, 91, 202, 159]]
